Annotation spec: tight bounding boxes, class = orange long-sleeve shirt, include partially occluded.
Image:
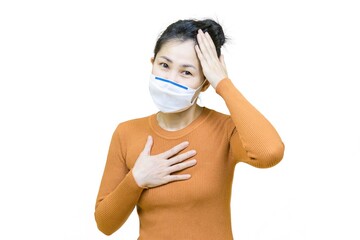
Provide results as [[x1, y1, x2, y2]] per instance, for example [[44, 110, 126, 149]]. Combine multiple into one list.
[[94, 78, 285, 239]]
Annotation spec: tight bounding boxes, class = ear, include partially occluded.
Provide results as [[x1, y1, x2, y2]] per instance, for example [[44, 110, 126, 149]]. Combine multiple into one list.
[[201, 80, 210, 92], [150, 57, 155, 65]]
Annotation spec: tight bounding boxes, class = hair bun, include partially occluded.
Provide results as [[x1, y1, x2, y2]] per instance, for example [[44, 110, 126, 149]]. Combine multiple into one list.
[[197, 19, 226, 57], [200, 19, 226, 46]]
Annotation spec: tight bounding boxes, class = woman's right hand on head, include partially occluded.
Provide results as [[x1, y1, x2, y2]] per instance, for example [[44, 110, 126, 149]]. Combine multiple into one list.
[[132, 136, 197, 189]]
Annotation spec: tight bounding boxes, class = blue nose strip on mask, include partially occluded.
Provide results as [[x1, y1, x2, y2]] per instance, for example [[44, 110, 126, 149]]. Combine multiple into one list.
[[154, 76, 189, 90]]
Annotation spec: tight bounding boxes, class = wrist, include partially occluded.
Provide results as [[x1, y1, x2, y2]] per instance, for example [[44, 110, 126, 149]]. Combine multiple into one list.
[[132, 170, 148, 189], [209, 76, 228, 90]]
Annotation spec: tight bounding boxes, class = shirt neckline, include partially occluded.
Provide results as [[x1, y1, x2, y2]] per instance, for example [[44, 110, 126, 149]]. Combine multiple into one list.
[[149, 107, 212, 139]]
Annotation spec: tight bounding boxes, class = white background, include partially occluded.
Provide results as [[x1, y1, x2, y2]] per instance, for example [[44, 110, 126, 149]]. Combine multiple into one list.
[[1, 0, 359, 239]]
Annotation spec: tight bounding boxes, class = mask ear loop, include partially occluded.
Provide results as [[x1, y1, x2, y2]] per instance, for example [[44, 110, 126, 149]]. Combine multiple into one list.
[[191, 80, 207, 103]]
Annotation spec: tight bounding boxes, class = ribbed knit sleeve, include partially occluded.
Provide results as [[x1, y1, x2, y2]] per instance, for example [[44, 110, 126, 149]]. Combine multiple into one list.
[[216, 78, 285, 168], [94, 125, 144, 235]]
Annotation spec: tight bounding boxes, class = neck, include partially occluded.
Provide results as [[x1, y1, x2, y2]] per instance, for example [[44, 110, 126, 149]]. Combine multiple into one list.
[[156, 104, 204, 131]]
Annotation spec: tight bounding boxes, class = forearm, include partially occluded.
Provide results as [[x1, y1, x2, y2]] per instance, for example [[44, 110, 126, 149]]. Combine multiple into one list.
[[216, 78, 284, 167], [95, 171, 143, 235]]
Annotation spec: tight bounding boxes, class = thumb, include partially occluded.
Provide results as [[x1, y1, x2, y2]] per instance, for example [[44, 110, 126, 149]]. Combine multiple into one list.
[[141, 135, 153, 155], [220, 54, 226, 68], [220, 54, 228, 78]]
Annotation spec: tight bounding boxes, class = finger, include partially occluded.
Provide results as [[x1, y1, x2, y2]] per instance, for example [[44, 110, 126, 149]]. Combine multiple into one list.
[[196, 30, 210, 56], [159, 141, 189, 159], [141, 135, 153, 155], [167, 159, 197, 174], [167, 150, 196, 165], [164, 174, 192, 183], [195, 44, 204, 61], [197, 30, 217, 58], [204, 31, 218, 56], [195, 44, 208, 69]]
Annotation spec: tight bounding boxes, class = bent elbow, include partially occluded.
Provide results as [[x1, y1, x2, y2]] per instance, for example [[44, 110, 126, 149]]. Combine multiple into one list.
[[257, 142, 285, 168], [97, 225, 115, 236], [94, 211, 117, 236]]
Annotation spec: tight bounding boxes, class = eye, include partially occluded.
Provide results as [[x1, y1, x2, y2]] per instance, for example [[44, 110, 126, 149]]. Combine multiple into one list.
[[160, 62, 169, 68], [183, 70, 192, 76]]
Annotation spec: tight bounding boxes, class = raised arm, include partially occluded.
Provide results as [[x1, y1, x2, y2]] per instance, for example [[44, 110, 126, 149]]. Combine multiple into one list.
[[195, 29, 284, 168], [216, 79, 284, 168]]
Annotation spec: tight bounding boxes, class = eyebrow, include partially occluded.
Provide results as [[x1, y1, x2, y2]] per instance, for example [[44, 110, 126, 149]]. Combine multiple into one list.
[[159, 56, 197, 70]]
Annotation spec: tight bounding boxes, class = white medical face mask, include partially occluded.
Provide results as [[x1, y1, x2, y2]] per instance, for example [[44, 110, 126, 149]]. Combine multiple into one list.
[[149, 74, 205, 113]]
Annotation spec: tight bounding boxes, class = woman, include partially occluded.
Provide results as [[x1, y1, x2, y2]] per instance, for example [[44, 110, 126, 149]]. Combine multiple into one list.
[[94, 18, 284, 239]]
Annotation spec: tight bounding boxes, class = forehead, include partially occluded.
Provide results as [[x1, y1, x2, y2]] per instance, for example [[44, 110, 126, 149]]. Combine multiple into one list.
[[156, 39, 199, 65]]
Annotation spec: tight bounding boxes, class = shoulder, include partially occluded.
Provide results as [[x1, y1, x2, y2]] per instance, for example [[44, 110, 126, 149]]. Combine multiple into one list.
[[114, 114, 153, 135], [207, 107, 231, 122], [205, 108, 234, 129], [201, 108, 236, 142]]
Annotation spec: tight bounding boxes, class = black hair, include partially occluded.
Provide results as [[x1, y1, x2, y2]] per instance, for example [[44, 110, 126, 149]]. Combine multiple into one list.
[[153, 19, 227, 58]]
